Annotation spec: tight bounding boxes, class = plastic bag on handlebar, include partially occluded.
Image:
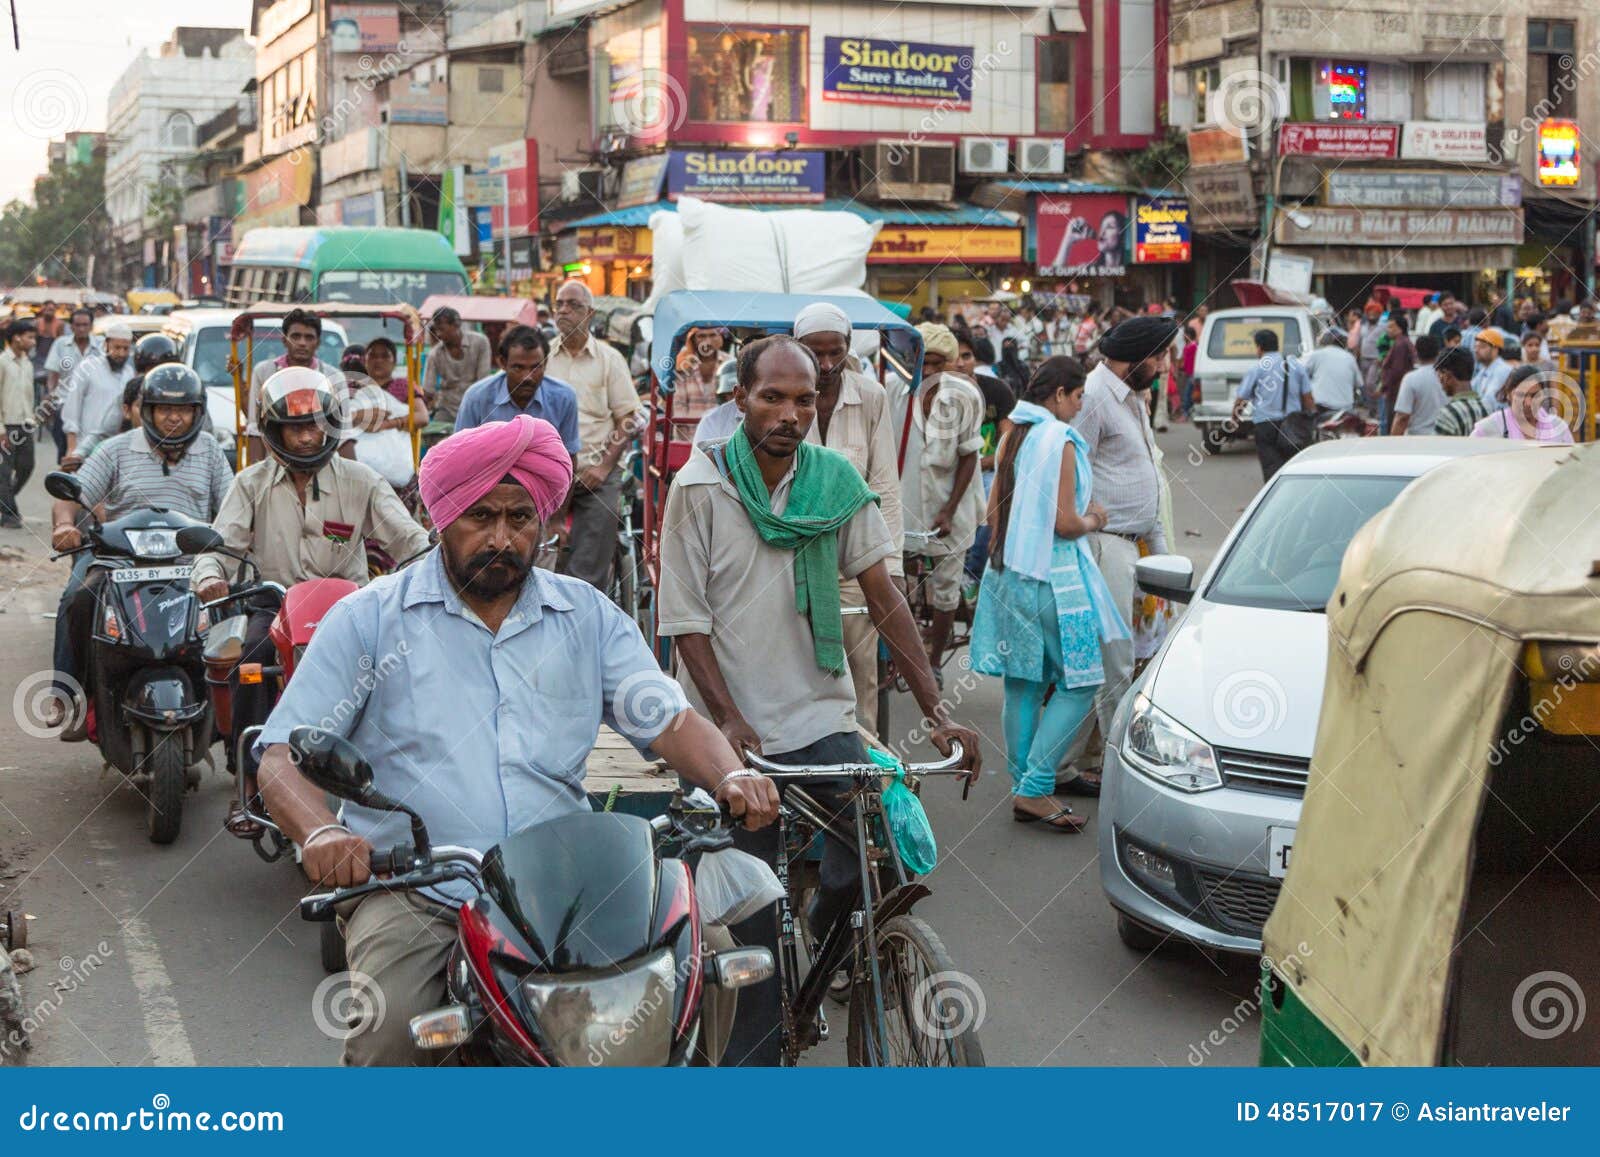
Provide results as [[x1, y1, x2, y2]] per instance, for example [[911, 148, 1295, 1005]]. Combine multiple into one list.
[[695, 847, 784, 928], [871, 749, 938, 874]]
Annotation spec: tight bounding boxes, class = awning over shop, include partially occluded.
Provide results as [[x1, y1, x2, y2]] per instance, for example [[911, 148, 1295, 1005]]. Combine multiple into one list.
[[1272, 245, 1518, 276], [561, 199, 1019, 231]]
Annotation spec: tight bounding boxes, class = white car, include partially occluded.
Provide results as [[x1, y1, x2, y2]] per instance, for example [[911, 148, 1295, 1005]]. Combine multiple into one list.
[[1099, 437, 1537, 956]]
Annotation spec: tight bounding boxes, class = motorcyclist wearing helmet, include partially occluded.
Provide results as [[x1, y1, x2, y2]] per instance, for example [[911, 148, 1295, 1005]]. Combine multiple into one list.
[[190, 367, 428, 819], [43, 365, 232, 735], [244, 308, 354, 467]]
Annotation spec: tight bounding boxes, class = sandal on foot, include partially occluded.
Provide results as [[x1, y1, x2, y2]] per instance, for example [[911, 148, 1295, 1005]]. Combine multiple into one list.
[[224, 800, 265, 839], [1012, 806, 1087, 833]]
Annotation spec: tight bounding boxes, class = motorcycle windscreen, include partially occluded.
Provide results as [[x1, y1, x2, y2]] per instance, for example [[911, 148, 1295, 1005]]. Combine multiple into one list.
[[482, 812, 659, 972]]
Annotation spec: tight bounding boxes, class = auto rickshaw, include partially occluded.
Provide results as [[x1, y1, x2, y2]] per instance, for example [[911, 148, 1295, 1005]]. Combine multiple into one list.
[[1550, 320, 1600, 442], [418, 292, 540, 360], [227, 302, 425, 471], [1260, 441, 1600, 1066], [641, 291, 924, 665]]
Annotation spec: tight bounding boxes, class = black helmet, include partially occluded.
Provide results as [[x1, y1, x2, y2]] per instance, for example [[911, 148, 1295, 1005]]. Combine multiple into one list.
[[132, 332, 180, 375], [139, 364, 207, 451], [259, 366, 342, 473]]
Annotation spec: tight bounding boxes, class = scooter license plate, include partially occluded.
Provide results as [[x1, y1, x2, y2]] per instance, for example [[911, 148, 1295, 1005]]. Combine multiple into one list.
[[109, 565, 192, 584]]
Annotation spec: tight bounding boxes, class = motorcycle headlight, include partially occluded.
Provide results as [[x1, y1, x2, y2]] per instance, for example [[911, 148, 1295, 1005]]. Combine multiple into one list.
[[125, 528, 180, 558], [1122, 693, 1222, 793], [520, 949, 678, 1067]]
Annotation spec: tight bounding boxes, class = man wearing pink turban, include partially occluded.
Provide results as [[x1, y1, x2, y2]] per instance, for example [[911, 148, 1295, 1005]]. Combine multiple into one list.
[[253, 414, 780, 1066]]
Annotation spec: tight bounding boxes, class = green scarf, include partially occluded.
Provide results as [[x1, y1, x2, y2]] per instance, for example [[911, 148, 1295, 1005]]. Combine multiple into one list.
[[723, 425, 877, 674]]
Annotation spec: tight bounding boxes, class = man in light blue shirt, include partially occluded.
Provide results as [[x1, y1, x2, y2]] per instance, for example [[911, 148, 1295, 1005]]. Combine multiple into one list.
[[256, 416, 778, 1065], [1233, 328, 1314, 482], [1471, 329, 1511, 411], [452, 324, 581, 452]]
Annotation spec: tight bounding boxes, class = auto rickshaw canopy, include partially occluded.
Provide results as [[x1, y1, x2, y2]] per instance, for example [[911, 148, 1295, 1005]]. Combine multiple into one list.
[[1263, 441, 1600, 1065], [227, 302, 425, 345]]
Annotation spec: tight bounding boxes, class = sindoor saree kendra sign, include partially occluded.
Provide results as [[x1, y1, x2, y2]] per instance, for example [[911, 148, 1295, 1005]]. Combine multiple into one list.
[[1272, 206, 1522, 246], [822, 36, 973, 108], [666, 150, 826, 202]]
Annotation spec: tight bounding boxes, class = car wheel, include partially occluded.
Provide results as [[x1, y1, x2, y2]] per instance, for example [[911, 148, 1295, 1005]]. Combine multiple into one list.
[[1115, 910, 1166, 953]]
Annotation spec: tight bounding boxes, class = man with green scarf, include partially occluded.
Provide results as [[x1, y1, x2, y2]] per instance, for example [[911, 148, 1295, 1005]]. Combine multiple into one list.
[[658, 334, 980, 1065]]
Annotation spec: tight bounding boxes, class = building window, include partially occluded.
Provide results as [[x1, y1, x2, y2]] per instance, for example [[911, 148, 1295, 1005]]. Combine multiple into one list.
[[685, 24, 807, 123], [1423, 62, 1486, 121], [1366, 62, 1411, 122], [1118, 0, 1156, 135], [479, 68, 503, 94], [594, 25, 663, 133], [1193, 64, 1221, 124], [1528, 20, 1578, 118], [1037, 37, 1074, 133], [163, 111, 196, 149]]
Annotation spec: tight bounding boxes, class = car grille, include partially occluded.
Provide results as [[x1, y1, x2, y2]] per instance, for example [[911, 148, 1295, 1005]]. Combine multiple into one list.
[[1216, 748, 1311, 796], [1195, 868, 1282, 937]]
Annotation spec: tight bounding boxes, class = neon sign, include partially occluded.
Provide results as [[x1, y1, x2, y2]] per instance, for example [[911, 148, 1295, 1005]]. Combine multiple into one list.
[[1537, 120, 1580, 187], [1323, 62, 1367, 121]]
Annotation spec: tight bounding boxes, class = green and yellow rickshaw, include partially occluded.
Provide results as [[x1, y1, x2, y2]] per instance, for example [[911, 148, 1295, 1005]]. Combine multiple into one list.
[[1261, 441, 1600, 1065]]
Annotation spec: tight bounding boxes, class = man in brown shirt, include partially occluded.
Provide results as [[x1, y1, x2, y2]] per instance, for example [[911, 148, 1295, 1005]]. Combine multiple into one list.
[[1377, 314, 1415, 435], [421, 306, 493, 436], [547, 280, 642, 590]]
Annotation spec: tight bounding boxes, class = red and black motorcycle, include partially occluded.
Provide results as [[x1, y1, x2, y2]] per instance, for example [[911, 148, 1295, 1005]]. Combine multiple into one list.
[[290, 727, 774, 1066]]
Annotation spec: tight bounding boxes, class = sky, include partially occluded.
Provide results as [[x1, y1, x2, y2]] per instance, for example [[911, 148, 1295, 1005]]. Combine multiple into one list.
[[0, 0, 255, 204]]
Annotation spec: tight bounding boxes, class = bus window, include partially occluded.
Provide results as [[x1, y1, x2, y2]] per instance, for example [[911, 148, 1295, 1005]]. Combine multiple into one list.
[[292, 270, 312, 302]]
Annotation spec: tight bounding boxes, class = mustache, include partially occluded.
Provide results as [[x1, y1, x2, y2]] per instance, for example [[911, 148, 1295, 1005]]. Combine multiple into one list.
[[465, 550, 530, 578]]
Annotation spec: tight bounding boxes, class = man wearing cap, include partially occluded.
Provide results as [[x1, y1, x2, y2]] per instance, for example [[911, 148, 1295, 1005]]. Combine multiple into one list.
[[902, 322, 985, 674], [255, 414, 778, 1066], [1061, 315, 1175, 792], [59, 322, 134, 467], [793, 302, 903, 733], [548, 280, 643, 591], [1471, 328, 1511, 412]]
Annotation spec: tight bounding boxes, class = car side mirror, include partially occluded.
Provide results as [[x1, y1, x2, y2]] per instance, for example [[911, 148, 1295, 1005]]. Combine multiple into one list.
[[288, 726, 379, 805], [44, 470, 83, 504], [175, 525, 224, 555], [1136, 554, 1196, 605]]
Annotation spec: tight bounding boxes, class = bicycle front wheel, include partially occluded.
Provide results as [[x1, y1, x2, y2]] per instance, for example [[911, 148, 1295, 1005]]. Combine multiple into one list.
[[846, 914, 986, 1066]]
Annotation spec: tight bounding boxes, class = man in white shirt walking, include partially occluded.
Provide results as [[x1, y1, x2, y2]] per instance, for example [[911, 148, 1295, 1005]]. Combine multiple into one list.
[[1300, 329, 1362, 412], [59, 323, 134, 467], [1392, 335, 1448, 436]]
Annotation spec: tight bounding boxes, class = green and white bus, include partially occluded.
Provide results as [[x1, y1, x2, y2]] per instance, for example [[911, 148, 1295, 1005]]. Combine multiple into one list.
[[225, 226, 469, 346]]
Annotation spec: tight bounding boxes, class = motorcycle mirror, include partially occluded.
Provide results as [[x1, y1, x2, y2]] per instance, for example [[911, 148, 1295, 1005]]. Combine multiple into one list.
[[175, 525, 224, 555], [43, 470, 83, 504], [287, 726, 378, 804]]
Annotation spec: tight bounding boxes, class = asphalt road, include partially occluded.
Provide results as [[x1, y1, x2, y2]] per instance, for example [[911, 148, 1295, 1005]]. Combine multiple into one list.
[[0, 423, 1268, 1067]]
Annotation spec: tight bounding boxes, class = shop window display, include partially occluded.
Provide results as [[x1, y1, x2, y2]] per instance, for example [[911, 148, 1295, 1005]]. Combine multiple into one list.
[[687, 25, 807, 123]]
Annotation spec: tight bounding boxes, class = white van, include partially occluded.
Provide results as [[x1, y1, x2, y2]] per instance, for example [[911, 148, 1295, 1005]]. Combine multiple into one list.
[[1191, 306, 1325, 454]]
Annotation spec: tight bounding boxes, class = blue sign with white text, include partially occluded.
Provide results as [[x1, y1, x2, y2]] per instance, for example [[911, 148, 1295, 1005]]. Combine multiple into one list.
[[823, 36, 973, 108], [666, 150, 826, 204]]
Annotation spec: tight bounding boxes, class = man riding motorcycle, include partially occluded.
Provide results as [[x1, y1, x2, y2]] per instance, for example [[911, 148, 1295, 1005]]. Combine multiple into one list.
[[254, 415, 780, 1065], [190, 367, 429, 824], [45, 365, 232, 734]]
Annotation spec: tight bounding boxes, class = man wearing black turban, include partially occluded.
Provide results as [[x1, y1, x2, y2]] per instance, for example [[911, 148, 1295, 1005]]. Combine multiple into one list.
[[1051, 315, 1177, 798]]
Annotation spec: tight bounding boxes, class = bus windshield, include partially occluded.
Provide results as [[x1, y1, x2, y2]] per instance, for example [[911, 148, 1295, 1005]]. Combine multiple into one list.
[[318, 270, 466, 307]]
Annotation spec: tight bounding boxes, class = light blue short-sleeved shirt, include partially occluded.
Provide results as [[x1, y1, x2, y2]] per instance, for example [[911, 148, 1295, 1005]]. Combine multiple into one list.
[[256, 550, 688, 903], [452, 371, 581, 453], [1236, 352, 1312, 423]]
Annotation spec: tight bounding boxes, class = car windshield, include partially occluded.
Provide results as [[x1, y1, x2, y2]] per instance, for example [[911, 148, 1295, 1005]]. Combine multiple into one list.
[[189, 327, 347, 390], [1205, 474, 1412, 612], [1208, 317, 1302, 359]]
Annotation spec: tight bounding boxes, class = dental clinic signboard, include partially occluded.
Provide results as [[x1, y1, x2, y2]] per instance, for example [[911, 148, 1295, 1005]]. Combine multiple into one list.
[[666, 150, 826, 203], [822, 36, 973, 108]]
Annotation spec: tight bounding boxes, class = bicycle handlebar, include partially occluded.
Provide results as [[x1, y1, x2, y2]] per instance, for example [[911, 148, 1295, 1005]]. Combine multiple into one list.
[[744, 742, 966, 781]]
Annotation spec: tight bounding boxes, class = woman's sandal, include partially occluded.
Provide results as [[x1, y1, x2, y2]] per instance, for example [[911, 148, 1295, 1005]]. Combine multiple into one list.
[[1012, 805, 1088, 833], [1057, 769, 1102, 798]]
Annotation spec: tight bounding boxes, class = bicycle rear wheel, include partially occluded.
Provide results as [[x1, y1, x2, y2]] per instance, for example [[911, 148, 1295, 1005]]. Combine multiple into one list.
[[846, 914, 986, 1066]]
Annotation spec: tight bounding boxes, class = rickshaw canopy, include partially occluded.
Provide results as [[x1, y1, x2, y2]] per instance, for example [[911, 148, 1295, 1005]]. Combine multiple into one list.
[[418, 294, 539, 328], [649, 291, 923, 393], [227, 302, 425, 345], [1263, 441, 1600, 1065]]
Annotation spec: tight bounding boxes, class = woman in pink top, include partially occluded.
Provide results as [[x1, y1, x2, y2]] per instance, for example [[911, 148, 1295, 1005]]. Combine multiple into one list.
[[1470, 364, 1575, 443]]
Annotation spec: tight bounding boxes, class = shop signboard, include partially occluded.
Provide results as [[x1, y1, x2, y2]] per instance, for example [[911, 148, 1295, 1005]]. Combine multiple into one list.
[[463, 172, 506, 207], [868, 227, 1021, 264], [390, 79, 448, 126], [1183, 165, 1256, 229], [484, 138, 539, 237], [1537, 120, 1581, 187], [1278, 122, 1399, 159], [666, 150, 825, 203], [1036, 193, 1130, 277], [340, 191, 384, 227], [1133, 197, 1191, 263], [617, 154, 670, 208], [1324, 169, 1521, 208], [329, 4, 401, 55], [1400, 121, 1488, 163], [1272, 206, 1522, 247], [822, 36, 973, 109], [1186, 127, 1249, 168]]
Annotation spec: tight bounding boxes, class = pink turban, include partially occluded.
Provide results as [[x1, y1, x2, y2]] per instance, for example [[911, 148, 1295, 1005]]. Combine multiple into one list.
[[419, 415, 573, 529]]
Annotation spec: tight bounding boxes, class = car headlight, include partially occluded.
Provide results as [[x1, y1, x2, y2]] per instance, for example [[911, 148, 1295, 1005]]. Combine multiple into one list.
[[520, 949, 677, 1067], [1122, 693, 1222, 793]]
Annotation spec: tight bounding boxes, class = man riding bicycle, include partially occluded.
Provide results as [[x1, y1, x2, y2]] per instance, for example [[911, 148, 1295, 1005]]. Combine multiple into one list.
[[254, 416, 779, 1065]]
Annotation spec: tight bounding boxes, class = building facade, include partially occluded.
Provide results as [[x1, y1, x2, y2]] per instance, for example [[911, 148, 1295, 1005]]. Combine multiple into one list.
[[105, 28, 254, 288]]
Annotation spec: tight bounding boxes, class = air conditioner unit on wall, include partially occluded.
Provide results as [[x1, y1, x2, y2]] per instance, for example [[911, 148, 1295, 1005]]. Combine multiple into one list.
[[860, 142, 956, 203], [560, 167, 608, 204], [960, 137, 1009, 175], [1019, 138, 1066, 175]]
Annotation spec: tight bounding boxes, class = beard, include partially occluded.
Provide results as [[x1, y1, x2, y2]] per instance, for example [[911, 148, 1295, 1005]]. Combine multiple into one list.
[[106, 355, 128, 372], [1127, 362, 1159, 391], [444, 546, 533, 601]]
